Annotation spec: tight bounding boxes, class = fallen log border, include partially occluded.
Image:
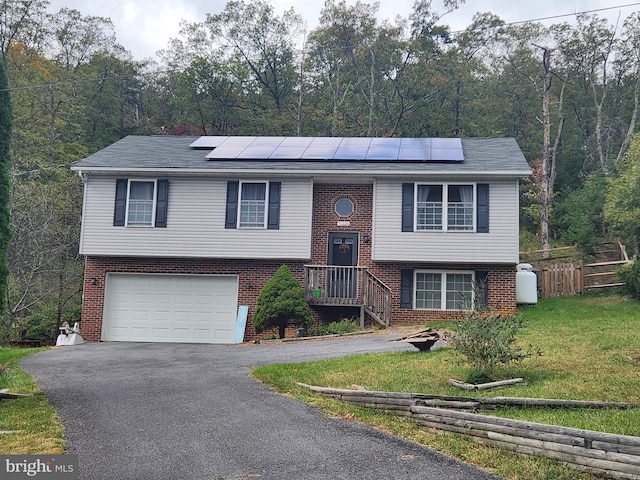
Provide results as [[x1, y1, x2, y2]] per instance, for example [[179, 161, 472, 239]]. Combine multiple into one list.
[[298, 383, 640, 480]]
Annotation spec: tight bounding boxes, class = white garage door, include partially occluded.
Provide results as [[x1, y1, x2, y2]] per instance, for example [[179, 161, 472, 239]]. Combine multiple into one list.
[[103, 274, 239, 344]]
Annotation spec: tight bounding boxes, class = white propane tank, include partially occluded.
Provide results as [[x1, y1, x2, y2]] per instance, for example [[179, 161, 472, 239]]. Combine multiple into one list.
[[516, 263, 538, 304]]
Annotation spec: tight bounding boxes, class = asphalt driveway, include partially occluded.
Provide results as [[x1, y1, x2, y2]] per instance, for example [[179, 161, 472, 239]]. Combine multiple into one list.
[[22, 334, 501, 480]]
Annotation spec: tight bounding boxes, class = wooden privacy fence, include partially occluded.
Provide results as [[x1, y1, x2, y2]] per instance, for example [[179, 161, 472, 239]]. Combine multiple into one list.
[[522, 242, 632, 299], [539, 260, 631, 299], [540, 263, 583, 298], [300, 384, 640, 480]]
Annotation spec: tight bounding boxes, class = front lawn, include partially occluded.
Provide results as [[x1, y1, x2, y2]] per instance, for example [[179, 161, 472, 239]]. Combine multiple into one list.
[[0, 348, 65, 454], [253, 294, 640, 480]]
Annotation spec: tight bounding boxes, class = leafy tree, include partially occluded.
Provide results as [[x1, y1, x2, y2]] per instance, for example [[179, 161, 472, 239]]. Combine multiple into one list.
[[205, 0, 303, 133], [253, 264, 312, 339], [604, 134, 640, 254], [0, 56, 11, 327], [0, 0, 49, 64], [551, 175, 608, 255]]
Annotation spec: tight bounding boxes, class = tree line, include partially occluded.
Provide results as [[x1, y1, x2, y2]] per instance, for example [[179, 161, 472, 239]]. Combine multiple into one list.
[[1, 0, 640, 341]]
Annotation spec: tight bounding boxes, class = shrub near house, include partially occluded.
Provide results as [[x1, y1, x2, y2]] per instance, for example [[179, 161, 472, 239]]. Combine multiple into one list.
[[253, 265, 313, 339]]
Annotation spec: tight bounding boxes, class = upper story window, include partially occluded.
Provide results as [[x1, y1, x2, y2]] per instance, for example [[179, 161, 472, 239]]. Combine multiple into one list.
[[127, 181, 155, 226], [113, 178, 168, 228], [416, 184, 473, 231], [239, 182, 267, 228], [225, 181, 281, 230], [403, 183, 488, 233]]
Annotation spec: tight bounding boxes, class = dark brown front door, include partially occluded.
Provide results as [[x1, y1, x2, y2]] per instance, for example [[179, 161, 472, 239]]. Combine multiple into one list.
[[327, 233, 358, 297]]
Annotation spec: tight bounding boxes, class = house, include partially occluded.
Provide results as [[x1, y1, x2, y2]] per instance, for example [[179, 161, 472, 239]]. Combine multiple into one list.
[[71, 135, 531, 344]]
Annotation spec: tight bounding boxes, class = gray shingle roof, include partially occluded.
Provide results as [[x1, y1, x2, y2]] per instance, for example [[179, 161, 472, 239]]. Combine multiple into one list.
[[72, 135, 531, 177]]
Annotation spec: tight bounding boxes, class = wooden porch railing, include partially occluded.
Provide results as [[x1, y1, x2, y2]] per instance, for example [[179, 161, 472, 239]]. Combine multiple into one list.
[[303, 265, 391, 326]]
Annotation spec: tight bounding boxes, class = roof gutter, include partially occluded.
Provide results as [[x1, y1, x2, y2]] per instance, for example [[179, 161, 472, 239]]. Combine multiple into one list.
[[70, 166, 532, 177]]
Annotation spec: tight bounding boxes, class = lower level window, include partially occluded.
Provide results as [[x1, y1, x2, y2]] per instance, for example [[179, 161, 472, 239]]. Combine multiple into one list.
[[415, 271, 474, 310]]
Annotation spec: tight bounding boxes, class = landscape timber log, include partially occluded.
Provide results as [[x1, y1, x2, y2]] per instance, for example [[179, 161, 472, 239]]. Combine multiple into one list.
[[298, 383, 640, 480], [297, 383, 638, 410], [481, 397, 637, 409], [449, 378, 524, 391], [0, 389, 30, 400], [410, 406, 640, 448]]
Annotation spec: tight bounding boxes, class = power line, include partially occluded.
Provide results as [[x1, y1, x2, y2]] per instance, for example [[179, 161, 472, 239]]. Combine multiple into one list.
[[1, 2, 639, 94], [498, 2, 640, 27]]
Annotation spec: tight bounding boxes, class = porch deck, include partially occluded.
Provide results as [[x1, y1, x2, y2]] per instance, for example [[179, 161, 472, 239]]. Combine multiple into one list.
[[303, 265, 391, 326]]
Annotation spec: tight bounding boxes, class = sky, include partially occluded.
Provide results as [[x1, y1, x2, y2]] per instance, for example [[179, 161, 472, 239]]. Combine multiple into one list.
[[46, 0, 640, 60]]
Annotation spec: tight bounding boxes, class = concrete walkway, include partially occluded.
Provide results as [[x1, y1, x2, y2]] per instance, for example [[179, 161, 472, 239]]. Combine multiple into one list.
[[22, 335, 502, 480]]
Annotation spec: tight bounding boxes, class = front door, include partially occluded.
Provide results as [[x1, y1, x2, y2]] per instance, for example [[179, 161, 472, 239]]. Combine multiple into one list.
[[327, 233, 358, 297]]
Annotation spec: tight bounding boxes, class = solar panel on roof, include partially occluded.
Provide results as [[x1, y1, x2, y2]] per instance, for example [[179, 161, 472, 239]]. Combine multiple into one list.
[[309, 137, 342, 147], [221, 136, 257, 147], [189, 136, 229, 149], [339, 138, 372, 147], [370, 138, 401, 147], [365, 146, 400, 160], [400, 138, 430, 149], [238, 146, 277, 158], [206, 146, 247, 159], [398, 148, 428, 160], [197, 136, 464, 162], [280, 137, 313, 148], [334, 146, 368, 159], [269, 146, 308, 158], [251, 137, 285, 147], [301, 147, 338, 159]]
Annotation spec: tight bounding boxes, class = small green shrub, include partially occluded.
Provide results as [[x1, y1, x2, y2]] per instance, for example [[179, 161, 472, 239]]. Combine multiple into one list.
[[619, 260, 640, 298], [307, 317, 361, 337], [446, 312, 541, 381], [253, 264, 313, 339]]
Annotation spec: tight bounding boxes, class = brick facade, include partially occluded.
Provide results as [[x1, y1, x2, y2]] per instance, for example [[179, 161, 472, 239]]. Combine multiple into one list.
[[80, 183, 516, 342]]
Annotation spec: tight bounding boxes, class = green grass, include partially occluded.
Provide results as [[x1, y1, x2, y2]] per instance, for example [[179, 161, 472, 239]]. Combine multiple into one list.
[[253, 294, 640, 480], [0, 348, 65, 454]]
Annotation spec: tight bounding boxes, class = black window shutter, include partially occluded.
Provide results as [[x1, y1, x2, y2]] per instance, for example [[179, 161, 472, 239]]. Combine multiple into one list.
[[267, 182, 281, 230], [113, 179, 128, 226], [225, 181, 239, 229], [400, 269, 413, 309], [155, 179, 169, 227], [401, 183, 414, 232], [475, 270, 489, 310], [477, 184, 489, 233]]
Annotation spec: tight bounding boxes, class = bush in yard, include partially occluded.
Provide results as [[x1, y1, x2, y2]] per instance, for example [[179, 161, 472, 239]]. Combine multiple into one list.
[[619, 259, 640, 298], [253, 265, 313, 339], [446, 312, 541, 382]]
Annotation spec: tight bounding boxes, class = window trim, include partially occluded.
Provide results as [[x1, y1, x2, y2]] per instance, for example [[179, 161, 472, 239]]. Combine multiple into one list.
[[114, 178, 168, 228], [414, 183, 476, 232], [414, 270, 475, 311], [237, 180, 269, 229], [125, 179, 157, 227]]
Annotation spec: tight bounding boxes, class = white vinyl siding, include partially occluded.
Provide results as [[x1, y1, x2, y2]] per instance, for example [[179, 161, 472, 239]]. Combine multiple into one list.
[[80, 176, 313, 259], [373, 179, 520, 263]]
